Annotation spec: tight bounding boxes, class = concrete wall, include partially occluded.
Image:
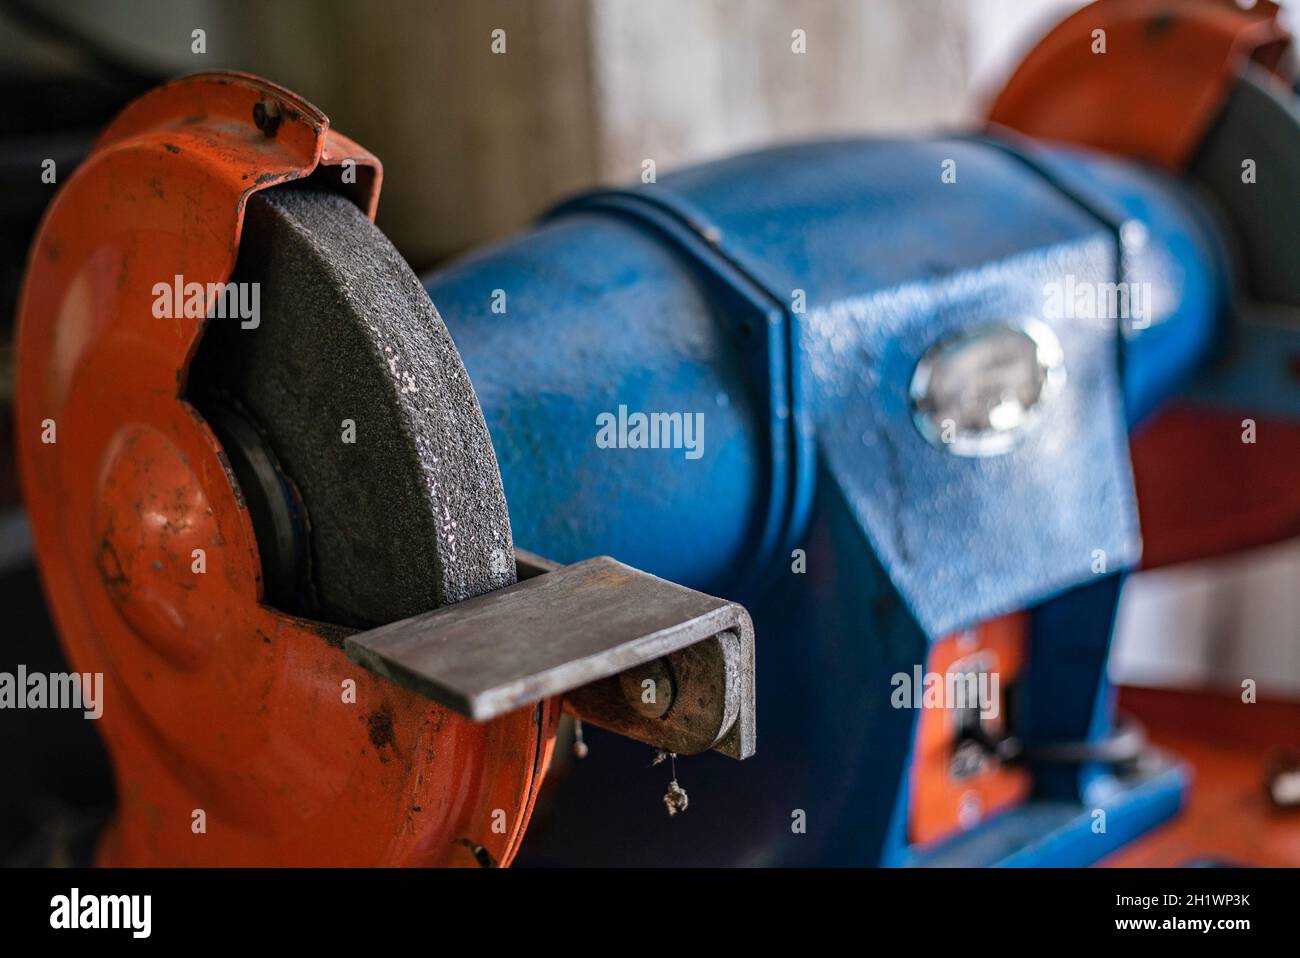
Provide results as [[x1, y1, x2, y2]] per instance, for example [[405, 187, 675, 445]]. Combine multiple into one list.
[[15, 0, 992, 264]]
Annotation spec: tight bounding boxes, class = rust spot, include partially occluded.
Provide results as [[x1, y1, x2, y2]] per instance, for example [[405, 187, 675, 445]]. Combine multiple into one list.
[[367, 706, 395, 750], [1145, 13, 1176, 41], [97, 537, 129, 595]]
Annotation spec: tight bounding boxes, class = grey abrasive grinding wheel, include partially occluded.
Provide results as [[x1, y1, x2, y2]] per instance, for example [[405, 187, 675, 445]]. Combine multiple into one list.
[[189, 187, 515, 627]]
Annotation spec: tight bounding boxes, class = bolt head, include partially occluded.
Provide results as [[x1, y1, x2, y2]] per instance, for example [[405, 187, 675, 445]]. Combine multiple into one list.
[[619, 658, 674, 719]]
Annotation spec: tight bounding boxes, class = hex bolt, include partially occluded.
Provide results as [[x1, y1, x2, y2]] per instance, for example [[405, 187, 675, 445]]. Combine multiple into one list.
[[253, 99, 282, 137], [619, 658, 674, 719]]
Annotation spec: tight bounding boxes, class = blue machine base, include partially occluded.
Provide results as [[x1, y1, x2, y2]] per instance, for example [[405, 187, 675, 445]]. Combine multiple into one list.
[[902, 754, 1189, 867]]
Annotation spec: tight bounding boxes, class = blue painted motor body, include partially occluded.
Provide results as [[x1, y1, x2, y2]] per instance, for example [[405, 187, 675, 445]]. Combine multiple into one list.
[[422, 135, 1229, 866]]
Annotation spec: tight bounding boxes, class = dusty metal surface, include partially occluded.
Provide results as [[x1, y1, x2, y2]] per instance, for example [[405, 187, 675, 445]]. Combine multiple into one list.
[[344, 556, 756, 758]]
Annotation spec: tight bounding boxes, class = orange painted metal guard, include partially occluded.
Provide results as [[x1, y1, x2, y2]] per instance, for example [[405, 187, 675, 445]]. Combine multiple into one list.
[[989, 0, 1289, 170], [15, 72, 558, 866]]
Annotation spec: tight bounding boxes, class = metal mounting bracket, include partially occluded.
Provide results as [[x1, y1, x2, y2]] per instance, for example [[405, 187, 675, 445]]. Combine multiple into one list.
[[344, 553, 756, 759]]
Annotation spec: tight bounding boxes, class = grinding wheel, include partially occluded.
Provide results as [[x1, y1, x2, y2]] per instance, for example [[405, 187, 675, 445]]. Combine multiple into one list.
[[189, 187, 516, 626]]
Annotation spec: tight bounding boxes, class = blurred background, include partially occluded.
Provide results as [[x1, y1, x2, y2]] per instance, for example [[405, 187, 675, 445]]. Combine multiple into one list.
[[0, 0, 1296, 864]]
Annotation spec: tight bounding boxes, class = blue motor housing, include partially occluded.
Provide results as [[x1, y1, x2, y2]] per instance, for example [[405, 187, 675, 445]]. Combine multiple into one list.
[[422, 135, 1228, 866]]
